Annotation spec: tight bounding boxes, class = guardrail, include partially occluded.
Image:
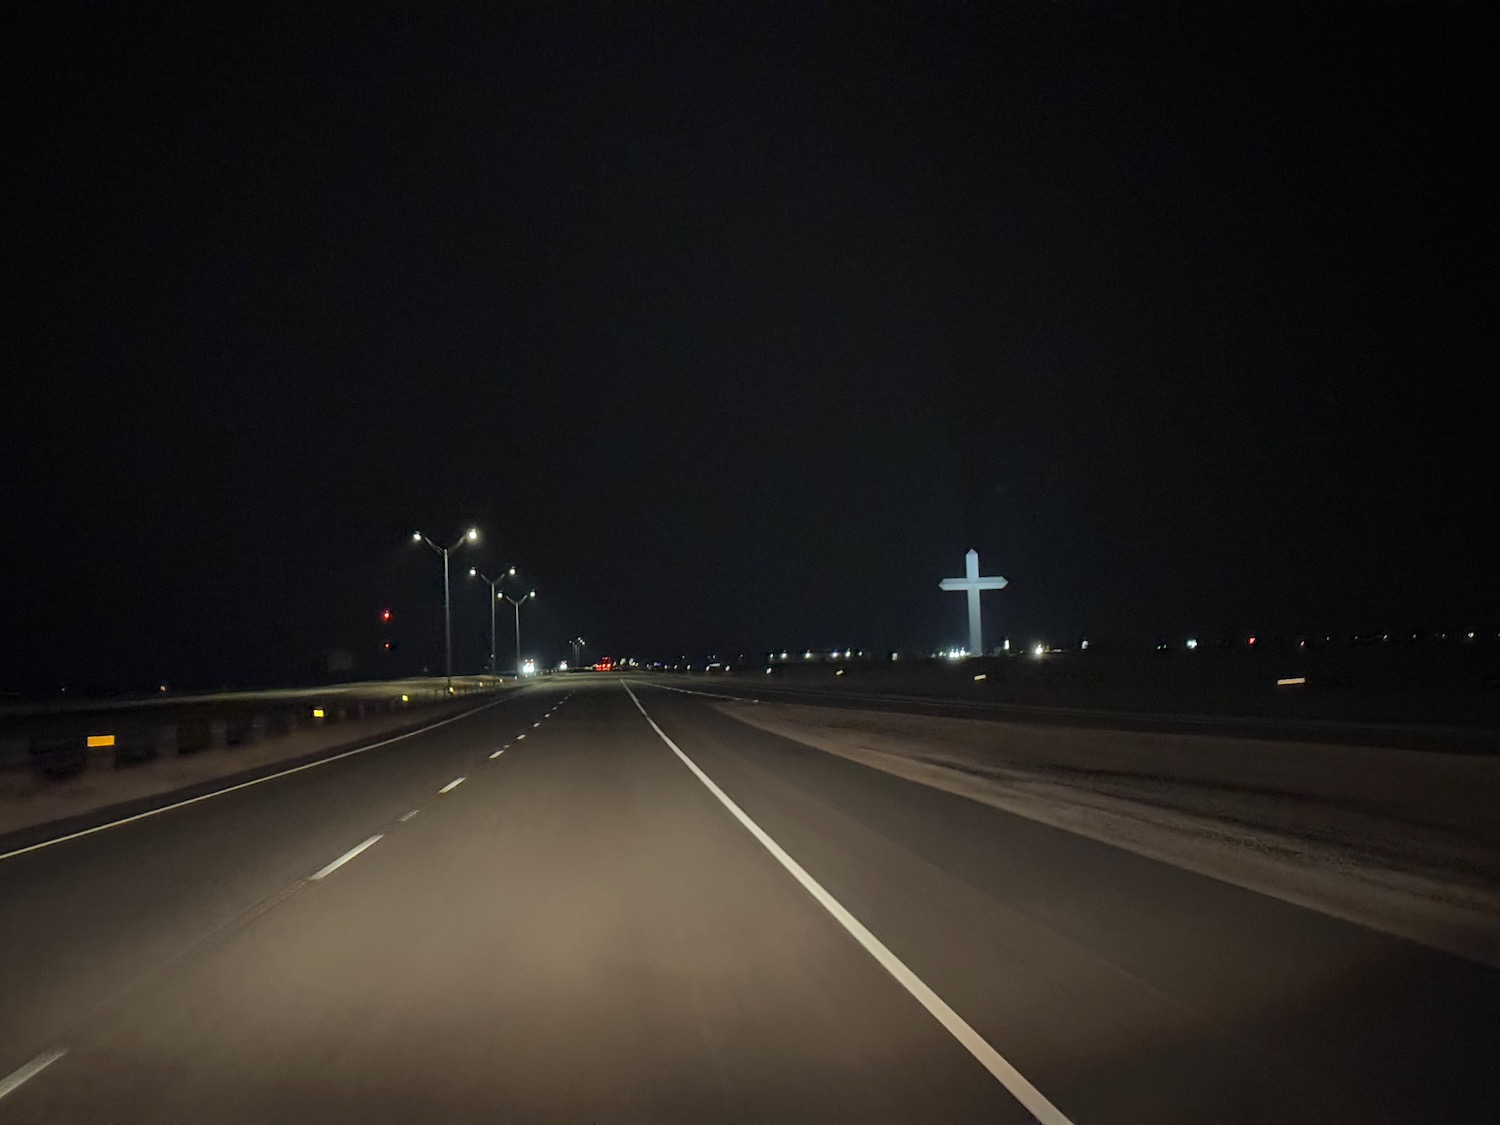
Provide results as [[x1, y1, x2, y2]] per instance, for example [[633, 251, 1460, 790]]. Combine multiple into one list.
[[0, 678, 505, 781]]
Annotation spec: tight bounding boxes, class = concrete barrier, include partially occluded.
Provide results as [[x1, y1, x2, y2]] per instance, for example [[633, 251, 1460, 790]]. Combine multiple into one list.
[[0, 678, 512, 787]]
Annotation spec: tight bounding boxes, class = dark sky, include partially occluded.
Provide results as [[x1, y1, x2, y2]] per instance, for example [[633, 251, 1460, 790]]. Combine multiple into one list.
[[4, 4, 1495, 691]]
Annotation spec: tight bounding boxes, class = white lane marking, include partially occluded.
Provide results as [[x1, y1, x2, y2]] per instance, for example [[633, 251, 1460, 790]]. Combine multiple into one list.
[[622, 683, 1073, 1125], [0, 1047, 66, 1102], [0, 697, 512, 863], [311, 835, 383, 881], [516, 734, 526, 740], [532, 722, 541, 728], [438, 777, 466, 794], [637, 680, 760, 704], [399, 810, 419, 822], [489, 749, 504, 759]]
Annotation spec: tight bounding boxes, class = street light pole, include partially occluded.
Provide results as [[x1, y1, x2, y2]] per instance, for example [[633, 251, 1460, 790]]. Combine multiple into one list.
[[413, 527, 478, 693], [468, 565, 516, 680], [502, 589, 537, 674]]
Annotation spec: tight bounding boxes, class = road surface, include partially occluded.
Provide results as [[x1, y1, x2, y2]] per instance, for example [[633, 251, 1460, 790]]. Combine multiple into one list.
[[0, 678, 1495, 1122]]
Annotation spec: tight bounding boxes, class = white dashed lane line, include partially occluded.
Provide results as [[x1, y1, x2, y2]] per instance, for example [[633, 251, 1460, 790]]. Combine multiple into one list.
[[399, 810, 419, 822], [438, 777, 466, 794], [489, 749, 504, 759], [311, 835, 384, 881]]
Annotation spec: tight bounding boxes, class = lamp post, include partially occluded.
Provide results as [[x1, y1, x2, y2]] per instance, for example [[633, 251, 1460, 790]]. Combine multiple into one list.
[[503, 589, 537, 674], [413, 527, 478, 693], [468, 565, 516, 679]]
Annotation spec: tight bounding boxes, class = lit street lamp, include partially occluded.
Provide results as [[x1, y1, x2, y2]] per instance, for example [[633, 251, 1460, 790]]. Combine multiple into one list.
[[413, 527, 478, 692], [469, 565, 516, 678], [502, 588, 537, 674]]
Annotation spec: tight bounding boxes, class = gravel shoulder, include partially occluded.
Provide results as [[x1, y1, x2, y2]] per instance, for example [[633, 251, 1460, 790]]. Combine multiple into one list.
[[718, 701, 1500, 968]]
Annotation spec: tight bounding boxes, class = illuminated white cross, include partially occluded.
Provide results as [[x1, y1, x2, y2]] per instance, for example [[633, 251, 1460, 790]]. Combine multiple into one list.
[[939, 549, 1008, 656]]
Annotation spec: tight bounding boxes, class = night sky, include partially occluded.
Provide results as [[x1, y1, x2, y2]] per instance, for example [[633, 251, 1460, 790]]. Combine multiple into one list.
[[4, 5, 1495, 692]]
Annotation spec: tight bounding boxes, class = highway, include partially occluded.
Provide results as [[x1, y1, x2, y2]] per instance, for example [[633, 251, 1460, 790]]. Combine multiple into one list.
[[0, 678, 1495, 1122]]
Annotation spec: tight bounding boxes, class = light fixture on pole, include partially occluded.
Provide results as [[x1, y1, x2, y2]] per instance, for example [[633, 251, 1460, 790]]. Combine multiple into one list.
[[413, 527, 478, 693], [502, 588, 537, 675], [468, 565, 517, 679]]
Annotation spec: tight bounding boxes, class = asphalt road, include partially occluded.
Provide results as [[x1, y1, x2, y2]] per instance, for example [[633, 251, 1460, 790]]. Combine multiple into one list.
[[0, 678, 1496, 1122]]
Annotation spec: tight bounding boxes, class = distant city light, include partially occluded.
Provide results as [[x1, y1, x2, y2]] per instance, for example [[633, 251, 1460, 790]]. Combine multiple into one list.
[[1186, 638, 1198, 650], [1033, 643, 1045, 657], [1080, 638, 1089, 651], [1003, 639, 1011, 652], [558, 661, 569, 671]]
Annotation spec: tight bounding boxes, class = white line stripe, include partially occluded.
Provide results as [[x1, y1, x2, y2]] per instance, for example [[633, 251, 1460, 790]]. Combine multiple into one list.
[[438, 777, 465, 794], [0, 1048, 66, 1101], [489, 749, 504, 759], [532, 722, 541, 727], [0, 698, 511, 863], [622, 683, 1073, 1125], [310, 835, 383, 880], [399, 810, 419, 822], [516, 734, 525, 740]]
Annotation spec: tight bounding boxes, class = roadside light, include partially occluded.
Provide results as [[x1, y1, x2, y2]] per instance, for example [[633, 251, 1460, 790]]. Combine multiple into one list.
[[412, 531, 423, 542], [380, 608, 392, 622], [508, 566, 516, 576], [466, 528, 478, 541]]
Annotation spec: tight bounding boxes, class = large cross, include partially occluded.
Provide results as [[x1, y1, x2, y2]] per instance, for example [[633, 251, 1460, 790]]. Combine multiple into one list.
[[939, 549, 1008, 655]]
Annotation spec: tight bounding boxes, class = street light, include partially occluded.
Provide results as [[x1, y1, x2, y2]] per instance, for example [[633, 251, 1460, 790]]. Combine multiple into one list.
[[468, 565, 518, 679], [413, 527, 478, 692], [502, 588, 537, 674]]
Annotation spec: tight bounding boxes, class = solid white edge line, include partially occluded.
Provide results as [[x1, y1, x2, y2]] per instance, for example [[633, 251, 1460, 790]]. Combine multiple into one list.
[[311, 834, 383, 880], [0, 697, 511, 863], [438, 777, 466, 794], [0, 1047, 66, 1101], [622, 683, 1073, 1125]]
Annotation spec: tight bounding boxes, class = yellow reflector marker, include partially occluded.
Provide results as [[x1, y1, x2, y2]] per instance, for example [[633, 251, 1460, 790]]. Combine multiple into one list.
[[87, 734, 116, 748], [312, 707, 325, 719], [1276, 677, 1307, 686], [400, 694, 409, 703]]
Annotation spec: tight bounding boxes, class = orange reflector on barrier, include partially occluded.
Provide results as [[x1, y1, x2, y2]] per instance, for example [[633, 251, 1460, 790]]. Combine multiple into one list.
[[87, 734, 116, 748]]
